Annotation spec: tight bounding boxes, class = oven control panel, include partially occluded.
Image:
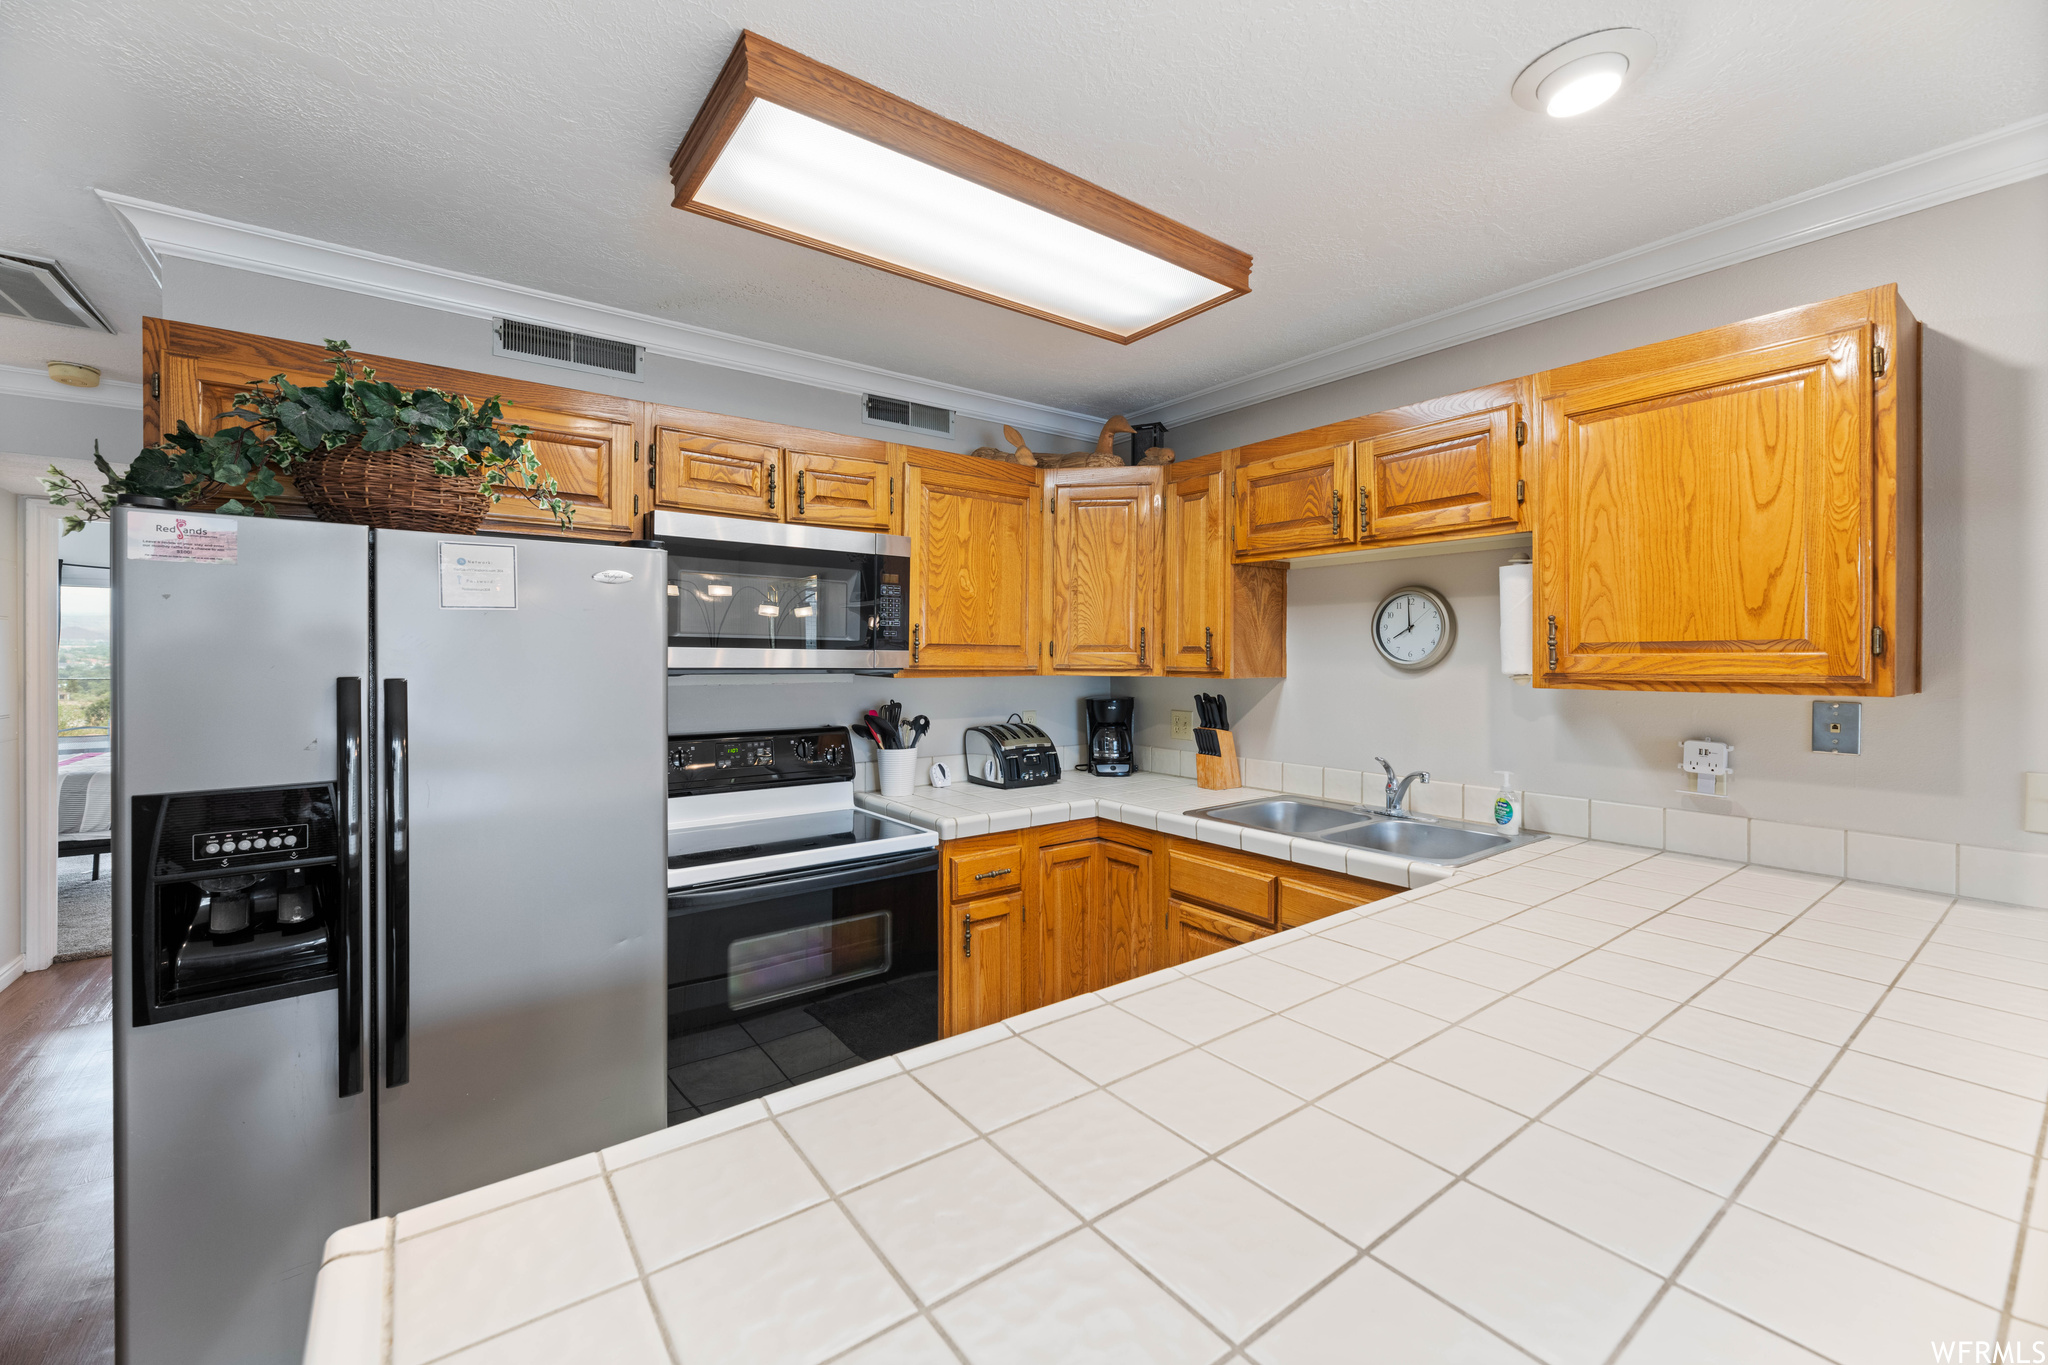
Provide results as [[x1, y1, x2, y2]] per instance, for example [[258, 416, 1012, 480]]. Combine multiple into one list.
[[668, 727, 855, 796]]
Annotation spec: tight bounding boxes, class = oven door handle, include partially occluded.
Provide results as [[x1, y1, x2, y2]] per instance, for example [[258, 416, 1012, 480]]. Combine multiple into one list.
[[666, 848, 939, 913]]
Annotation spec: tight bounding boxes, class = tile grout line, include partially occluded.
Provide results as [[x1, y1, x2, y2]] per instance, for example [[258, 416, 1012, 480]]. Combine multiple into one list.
[[1594, 896, 1969, 1365], [594, 1155, 686, 1365], [1999, 1092, 2048, 1343]]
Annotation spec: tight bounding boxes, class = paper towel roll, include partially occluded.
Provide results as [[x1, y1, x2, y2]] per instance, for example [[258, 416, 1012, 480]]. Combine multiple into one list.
[[1499, 561, 1533, 675]]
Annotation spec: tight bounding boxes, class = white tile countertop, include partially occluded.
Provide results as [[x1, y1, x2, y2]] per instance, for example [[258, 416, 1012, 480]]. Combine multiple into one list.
[[305, 835, 2048, 1365], [854, 770, 1465, 889]]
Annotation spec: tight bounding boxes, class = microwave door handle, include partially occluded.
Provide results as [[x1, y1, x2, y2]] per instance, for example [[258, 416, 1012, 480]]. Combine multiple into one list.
[[382, 677, 411, 1088], [336, 677, 365, 1098]]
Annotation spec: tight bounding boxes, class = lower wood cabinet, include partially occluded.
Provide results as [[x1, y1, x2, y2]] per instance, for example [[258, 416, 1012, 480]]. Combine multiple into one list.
[[937, 815, 1398, 1035]]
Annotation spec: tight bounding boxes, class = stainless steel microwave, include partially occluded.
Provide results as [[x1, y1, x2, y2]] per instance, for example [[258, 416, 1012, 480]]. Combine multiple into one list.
[[646, 511, 911, 672]]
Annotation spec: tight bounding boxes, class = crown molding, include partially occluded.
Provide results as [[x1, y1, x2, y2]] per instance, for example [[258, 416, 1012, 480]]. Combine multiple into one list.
[[0, 362, 146, 409], [1135, 112, 2048, 428], [93, 191, 1107, 441]]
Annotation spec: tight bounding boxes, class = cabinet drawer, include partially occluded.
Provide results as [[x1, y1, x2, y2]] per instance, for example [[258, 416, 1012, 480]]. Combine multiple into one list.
[[1167, 849, 1275, 926], [950, 843, 1024, 900], [1278, 877, 1367, 929], [1167, 899, 1267, 966]]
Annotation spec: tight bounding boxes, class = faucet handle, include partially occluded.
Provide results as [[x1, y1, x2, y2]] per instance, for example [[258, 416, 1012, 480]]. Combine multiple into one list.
[[1374, 756, 1395, 777]]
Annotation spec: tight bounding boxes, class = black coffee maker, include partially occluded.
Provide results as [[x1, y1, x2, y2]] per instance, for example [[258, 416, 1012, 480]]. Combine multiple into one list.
[[1084, 696, 1136, 776]]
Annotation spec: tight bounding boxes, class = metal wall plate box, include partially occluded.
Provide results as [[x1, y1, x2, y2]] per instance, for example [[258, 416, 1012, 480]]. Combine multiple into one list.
[[1813, 701, 1863, 754]]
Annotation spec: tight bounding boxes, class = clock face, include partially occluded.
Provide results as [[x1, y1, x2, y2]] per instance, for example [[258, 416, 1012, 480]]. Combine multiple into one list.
[[1373, 588, 1453, 669]]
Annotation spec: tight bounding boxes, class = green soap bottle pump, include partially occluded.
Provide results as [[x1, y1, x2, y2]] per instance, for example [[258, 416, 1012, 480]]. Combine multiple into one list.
[[1493, 772, 1523, 836]]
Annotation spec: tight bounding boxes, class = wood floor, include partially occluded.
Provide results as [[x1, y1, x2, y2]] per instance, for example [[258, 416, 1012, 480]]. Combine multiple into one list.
[[0, 959, 114, 1365]]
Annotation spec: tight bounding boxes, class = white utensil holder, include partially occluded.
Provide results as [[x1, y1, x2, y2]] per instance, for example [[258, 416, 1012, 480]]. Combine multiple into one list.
[[878, 748, 919, 798]]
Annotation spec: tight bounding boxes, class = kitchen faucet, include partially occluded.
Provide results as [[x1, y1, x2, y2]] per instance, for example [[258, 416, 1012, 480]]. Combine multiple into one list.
[[1374, 757, 1431, 816]]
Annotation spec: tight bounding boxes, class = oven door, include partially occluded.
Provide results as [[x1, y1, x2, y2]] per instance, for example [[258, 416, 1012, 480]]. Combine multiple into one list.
[[666, 847, 938, 1040], [651, 512, 910, 671]]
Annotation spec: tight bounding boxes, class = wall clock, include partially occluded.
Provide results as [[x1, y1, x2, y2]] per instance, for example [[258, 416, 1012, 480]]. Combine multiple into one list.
[[1372, 586, 1456, 671]]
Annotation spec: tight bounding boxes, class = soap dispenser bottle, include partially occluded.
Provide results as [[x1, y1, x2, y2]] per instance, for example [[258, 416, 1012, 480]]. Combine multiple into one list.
[[1492, 772, 1523, 836]]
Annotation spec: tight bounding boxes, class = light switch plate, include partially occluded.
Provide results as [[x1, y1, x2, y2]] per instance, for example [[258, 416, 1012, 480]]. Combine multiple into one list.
[[1813, 701, 1861, 754], [2026, 773, 2048, 834], [1170, 709, 1193, 740]]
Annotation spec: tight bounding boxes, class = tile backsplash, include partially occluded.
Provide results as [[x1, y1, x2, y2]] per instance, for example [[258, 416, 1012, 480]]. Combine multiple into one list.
[[1135, 748, 2048, 910]]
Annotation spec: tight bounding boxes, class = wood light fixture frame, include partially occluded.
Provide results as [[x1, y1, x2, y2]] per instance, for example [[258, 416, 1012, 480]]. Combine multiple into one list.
[[668, 31, 1253, 344]]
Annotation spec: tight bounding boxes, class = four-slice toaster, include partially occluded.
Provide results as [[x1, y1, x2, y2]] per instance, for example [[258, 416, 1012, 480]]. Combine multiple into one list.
[[963, 719, 1062, 789]]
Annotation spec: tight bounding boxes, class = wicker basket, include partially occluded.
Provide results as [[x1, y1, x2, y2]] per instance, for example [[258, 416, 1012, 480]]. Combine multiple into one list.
[[292, 442, 492, 533]]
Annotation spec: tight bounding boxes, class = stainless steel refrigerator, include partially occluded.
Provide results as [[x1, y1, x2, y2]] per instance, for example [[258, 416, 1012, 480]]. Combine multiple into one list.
[[112, 510, 668, 1364]]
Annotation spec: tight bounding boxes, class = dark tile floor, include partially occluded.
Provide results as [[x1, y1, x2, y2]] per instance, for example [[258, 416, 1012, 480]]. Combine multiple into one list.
[[665, 1006, 864, 1124]]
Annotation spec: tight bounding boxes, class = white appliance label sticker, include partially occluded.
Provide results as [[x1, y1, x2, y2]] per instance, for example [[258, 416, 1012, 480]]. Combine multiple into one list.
[[125, 509, 238, 563], [439, 542, 517, 609]]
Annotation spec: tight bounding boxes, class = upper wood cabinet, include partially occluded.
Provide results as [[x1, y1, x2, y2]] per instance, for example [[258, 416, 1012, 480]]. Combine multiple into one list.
[[143, 320, 643, 539], [1044, 467, 1160, 674], [654, 427, 781, 520], [1532, 285, 1918, 695], [1164, 457, 1287, 678], [787, 447, 893, 530], [1232, 441, 1354, 556], [1356, 382, 1527, 544], [901, 448, 1041, 672]]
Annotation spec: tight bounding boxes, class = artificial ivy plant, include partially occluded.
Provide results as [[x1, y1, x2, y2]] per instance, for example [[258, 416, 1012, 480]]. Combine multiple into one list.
[[43, 340, 572, 532]]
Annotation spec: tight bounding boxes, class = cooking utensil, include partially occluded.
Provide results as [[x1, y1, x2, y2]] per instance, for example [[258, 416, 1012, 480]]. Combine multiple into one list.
[[904, 714, 930, 747]]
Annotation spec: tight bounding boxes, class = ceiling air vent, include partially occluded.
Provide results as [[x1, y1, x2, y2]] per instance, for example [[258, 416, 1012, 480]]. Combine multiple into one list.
[[863, 394, 952, 436], [0, 255, 112, 332], [493, 319, 643, 381]]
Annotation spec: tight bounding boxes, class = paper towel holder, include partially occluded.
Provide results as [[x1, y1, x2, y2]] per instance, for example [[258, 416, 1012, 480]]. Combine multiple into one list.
[[1499, 554, 1535, 681]]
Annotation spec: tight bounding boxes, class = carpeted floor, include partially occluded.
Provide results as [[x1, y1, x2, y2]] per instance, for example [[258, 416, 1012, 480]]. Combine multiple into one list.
[[54, 855, 113, 963]]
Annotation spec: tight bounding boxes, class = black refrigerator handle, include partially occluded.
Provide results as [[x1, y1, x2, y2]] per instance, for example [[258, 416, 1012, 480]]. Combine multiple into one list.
[[383, 678, 411, 1088], [336, 678, 365, 1097]]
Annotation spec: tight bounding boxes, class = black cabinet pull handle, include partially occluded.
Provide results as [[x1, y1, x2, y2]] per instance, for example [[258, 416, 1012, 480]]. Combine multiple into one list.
[[383, 678, 411, 1088], [1547, 615, 1559, 670], [796, 470, 806, 515], [766, 465, 776, 510], [912, 623, 921, 665], [1359, 485, 1369, 538], [336, 677, 364, 1098], [1138, 626, 1147, 667], [962, 913, 972, 958], [1331, 489, 1342, 537], [1204, 626, 1214, 670], [973, 867, 1012, 881]]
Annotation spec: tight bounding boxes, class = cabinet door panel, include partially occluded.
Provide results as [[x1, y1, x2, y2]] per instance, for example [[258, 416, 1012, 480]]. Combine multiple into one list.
[[1360, 405, 1519, 542], [1165, 899, 1263, 967], [1102, 842, 1155, 984], [656, 428, 780, 520], [1048, 472, 1158, 673], [789, 448, 891, 530], [905, 463, 1038, 671], [943, 890, 1026, 1036], [481, 404, 635, 535], [1235, 443, 1352, 556], [1037, 841, 1103, 1007], [1164, 472, 1224, 674], [1537, 327, 1872, 686]]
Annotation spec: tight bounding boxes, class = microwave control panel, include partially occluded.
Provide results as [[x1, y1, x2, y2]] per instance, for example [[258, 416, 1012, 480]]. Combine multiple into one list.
[[875, 571, 906, 644]]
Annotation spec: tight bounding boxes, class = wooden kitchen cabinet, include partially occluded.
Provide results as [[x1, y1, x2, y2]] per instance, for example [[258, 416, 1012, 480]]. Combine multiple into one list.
[[1355, 381, 1527, 545], [1163, 457, 1289, 677], [1532, 285, 1919, 695], [1044, 467, 1160, 674], [143, 319, 644, 538], [652, 426, 782, 520], [786, 446, 894, 530], [942, 889, 1026, 1036], [901, 448, 1041, 672], [1164, 899, 1265, 966], [936, 816, 1394, 1034], [1232, 441, 1354, 557]]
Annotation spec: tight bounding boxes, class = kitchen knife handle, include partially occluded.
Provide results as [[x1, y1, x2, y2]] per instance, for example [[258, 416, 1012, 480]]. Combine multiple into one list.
[[383, 677, 411, 1088], [336, 677, 365, 1099]]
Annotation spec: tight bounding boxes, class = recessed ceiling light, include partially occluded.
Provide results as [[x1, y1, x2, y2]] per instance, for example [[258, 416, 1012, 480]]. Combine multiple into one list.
[[1511, 29, 1656, 118], [670, 32, 1251, 343]]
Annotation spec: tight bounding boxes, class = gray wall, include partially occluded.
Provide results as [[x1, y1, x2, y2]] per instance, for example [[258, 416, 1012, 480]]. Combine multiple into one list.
[[161, 258, 1084, 457], [1128, 176, 2048, 856], [0, 392, 142, 463]]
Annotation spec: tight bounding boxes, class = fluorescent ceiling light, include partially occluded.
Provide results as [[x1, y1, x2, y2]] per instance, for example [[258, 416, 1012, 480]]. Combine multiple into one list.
[[1511, 29, 1656, 119], [671, 32, 1251, 343]]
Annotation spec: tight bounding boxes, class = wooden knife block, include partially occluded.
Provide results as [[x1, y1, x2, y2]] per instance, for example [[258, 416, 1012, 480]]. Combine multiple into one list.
[[1194, 728, 1241, 790]]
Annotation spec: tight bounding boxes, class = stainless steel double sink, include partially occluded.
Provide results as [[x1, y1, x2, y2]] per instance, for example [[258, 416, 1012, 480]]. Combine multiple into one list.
[[1181, 796, 1546, 867]]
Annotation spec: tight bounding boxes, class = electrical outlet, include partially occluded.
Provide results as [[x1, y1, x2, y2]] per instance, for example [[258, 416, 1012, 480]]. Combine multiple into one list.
[[1022, 711, 1036, 725], [1170, 709, 1193, 740], [2027, 773, 2048, 835]]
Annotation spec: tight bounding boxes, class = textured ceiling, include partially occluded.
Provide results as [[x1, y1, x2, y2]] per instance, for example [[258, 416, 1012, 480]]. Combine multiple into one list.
[[2, 0, 2044, 414]]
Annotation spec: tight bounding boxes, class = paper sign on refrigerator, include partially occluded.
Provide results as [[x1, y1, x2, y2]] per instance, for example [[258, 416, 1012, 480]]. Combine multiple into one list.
[[438, 542, 517, 609], [126, 509, 239, 563]]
